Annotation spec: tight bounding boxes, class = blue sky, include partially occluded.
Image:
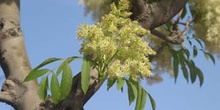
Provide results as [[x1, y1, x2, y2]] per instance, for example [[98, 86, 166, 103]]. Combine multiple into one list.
[[0, 0, 220, 110]]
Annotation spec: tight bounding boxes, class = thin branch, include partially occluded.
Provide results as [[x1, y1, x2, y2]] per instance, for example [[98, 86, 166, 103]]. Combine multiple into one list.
[[0, 92, 14, 106], [150, 29, 183, 44], [0, 79, 18, 109], [181, 17, 191, 36]]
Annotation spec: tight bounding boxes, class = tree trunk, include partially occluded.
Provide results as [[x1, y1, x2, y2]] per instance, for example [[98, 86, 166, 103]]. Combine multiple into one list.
[[0, 0, 41, 109]]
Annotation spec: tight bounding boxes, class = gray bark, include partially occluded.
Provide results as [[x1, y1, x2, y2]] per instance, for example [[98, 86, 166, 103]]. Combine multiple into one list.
[[0, 0, 41, 110]]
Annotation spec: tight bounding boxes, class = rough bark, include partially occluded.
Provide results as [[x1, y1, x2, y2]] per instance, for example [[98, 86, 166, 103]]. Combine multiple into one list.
[[130, 0, 188, 44], [0, 0, 41, 110], [130, 0, 188, 29], [0, 0, 188, 110], [57, 69, 104, 110]]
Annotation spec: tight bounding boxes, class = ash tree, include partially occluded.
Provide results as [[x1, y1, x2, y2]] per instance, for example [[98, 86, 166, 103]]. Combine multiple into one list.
[[0, 0, 218, 110]]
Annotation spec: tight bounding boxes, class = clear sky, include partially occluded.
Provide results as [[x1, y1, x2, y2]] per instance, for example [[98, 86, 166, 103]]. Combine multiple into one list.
[[0, 0, 220, 110]]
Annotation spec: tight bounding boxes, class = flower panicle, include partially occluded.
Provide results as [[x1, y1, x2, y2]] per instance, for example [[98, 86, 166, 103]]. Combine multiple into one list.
[[77, 0, 156, 80]]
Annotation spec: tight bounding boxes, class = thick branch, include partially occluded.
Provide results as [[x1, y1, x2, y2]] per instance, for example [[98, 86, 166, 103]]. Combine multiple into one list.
[[0, 0, 41, 109], [58, 68, 104, 110], [129, 0, 188, 44], [130, 0, 188, 30]]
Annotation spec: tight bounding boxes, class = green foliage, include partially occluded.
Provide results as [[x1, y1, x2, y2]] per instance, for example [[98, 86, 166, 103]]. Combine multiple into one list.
[[38, 75, 48, 100], [170, 50, 179, 82], [24, 69, 50, 82], [126, 80, 137, 105], [187, 35, 215, 64], [107, 77, 156, 110], [24, 56, 80, 103], [81, 59, 91, 94], [107, 78, 117, 90], [135, 84, 146, 110], [116, 78, 124, 91], [169, 36, 215, 86], [148, 93, 156, 110], [51, 73, 60, 104], [60, 61, 73, 100], [203, 52, 215, 64], [24, 58, 63, 82], [162, 33, 215, 87]]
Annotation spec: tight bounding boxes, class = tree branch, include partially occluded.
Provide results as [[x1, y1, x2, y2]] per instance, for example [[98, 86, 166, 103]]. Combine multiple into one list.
[[0, 1, 41, 109], [130, 0, 188, 29], [150, 29, 183, 44], [130, 0, 188, 44], [59, 68, 104, 110]]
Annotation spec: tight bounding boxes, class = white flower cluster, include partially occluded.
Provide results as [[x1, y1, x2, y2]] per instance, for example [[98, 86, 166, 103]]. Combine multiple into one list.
[[77, 0, 156, 80], [192, 0, 220, 56]]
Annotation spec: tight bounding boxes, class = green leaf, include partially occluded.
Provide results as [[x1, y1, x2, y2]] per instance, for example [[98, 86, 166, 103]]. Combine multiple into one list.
[[182, 48, 190, 58], [134, 84, 142, 110], [38, 76, 48, 100], [56, 56, 81, 76], [56, 61, 66, 76], [188, 40, 192, 46], [24, 69, 50, 82], [170, 49, 180, 82], [204, 52, 209, 60], [195, 37, 204, 48], [107, 78, 116, 91], [186, 36, 189, 40], [181, 65, 189, 82], [195, 68, 204, 87], [139, 88, 147, 110], [204, 52, 215, 64], [193, 46, 198, 58], [134, 84, 147, 110], [121, 87, 124, 92], [66, 56, 82, 63], [190, 70, 197, 84], [81, 59, 91, 94], [60, 61, 73, 100], [165, 22, 172, 31], [126, 80, 136, 105], [186, 60, 197, 84], [35, 58, 62, 70], [130, 81, 138, 98], [178, 51, 185, 65], [173, 53, 179, 82], [51, 73, 60, 104], [208, 53, 215, 65], [178, 50, 189, 82], [117, 78, 124, 91], [148, 93, 156, 110]]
